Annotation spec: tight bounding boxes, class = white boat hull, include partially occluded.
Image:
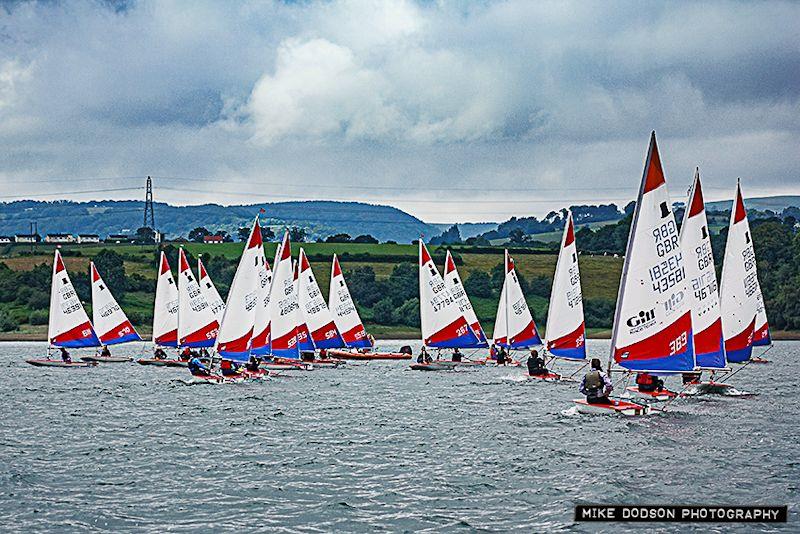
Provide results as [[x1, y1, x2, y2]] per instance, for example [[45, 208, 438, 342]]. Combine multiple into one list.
[[573, 399, 652, 416]]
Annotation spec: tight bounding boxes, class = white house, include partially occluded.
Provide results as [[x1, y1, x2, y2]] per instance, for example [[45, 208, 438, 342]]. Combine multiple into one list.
[[45, 233, 76, 244], [15, 234, 41, 243], [77, 234, 100, 244], [0, 236, 12, 244]]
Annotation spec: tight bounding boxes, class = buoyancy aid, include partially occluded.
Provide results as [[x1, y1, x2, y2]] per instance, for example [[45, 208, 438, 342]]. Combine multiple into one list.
[[636, 373, 654, 386], [584, 370, 606, 398]]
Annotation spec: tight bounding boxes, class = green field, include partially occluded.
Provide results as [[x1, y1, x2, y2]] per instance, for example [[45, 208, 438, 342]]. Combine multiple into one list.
[[0, 242, 623, 340]]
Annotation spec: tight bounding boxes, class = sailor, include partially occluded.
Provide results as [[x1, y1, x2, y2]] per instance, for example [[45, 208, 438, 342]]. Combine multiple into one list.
[[496, 347, 507, 366], [180, 347, 192, 361], [635, 372, 663, 392], [580, 358, 613, 404], [526, 349, 547, 376], [219, 359, 241, 376], [452, 348, 463, 362], [100, 345, 111, 358], [188, 356, 210, 376], [153, 347, 167, 360], [60, 347, 71, 363], [682, 371, 701, 385], [489, 344, 498, 361], [199, 348, 210, 360], [245, 355, 260, 372]]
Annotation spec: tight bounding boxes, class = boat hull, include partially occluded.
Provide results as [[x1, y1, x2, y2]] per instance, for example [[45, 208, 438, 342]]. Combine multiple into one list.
[[80, 356, 133, 363], [573, 399, 651, 416], [410, 363, 454, 371], [136, 358, 181, 366], [26, 359, 97, 368], [528, 371, 573, 382], [326, 349, 410, 360], [626, 385, 678, 401]]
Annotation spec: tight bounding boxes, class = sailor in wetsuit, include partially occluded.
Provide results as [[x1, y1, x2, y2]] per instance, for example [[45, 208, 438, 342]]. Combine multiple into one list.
[[246, 355, 261, 372], [496, 346, 508, 366], [188, 357, 211, 376], [526, 349, 548, 376], [60, 347, 71, 363], [682, 371, 701, 385], [635, 372, 664, 392], [580, 358, 613, 404], [100, 345, 111, 358], [452, 348, 463, 362], [153, 347, 167, 360], [180, 347, 192, 361]]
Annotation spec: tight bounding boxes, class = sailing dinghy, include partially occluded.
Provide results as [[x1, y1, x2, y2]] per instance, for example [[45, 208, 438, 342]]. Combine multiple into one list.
[[138, 252, 184, 366], [325, 254, 410, 360], [492, 250, 542, 369], [674, 169, 737, 396], [539, 212, 585, 382], [297, 249, 345, 367], [214, 218, 266, 381], [198, 257, 225, 324], [412, 242, 479, 370], [81, 262, 141, 362], [575, 132, 692, 414], [719, 181, 761, 366], [27, 250, 100, 367]]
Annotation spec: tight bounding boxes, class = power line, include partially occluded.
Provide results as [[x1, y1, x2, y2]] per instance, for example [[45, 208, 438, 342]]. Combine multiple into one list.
[[0, 186, 144, 199]]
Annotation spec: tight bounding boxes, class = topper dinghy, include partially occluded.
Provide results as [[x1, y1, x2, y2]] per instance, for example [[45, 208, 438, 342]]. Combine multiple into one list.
[[575, 133, 693, 414], [27, 250, 101, 367]]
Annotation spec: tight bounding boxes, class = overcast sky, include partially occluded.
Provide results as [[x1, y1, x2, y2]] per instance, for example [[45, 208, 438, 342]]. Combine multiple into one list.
[[0, 0, 798, 223]]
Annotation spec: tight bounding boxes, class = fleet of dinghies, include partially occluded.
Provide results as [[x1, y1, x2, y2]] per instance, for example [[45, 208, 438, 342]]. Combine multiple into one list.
[[25, 131, 776, 414]]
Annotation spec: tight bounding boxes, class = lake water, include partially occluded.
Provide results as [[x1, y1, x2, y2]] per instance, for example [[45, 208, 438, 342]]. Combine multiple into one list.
[[0, 340, 797, 532]]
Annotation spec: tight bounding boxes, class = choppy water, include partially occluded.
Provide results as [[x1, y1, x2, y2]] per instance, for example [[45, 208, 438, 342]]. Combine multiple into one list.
[[0, 340, 797, 532]]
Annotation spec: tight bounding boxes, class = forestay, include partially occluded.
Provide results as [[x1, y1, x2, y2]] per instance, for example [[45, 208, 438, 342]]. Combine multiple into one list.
[[198, 257, 225, 323], [329, 254, 372, 348], [611, 132, 694, 373], [444, 250, 487, 347], [91, 262, 141, 345], [298, 249, 344, 349], [719, 181, 760, 363], [419, 241, 478, 348], [216, 218, 263, 361], [48, 250, 100, 348], [679, 169, 725, 369], [152, 251, 179, 347], [268, 231, 300, 359], [545, 212, 586, 359], [177, 247, 219, 348]]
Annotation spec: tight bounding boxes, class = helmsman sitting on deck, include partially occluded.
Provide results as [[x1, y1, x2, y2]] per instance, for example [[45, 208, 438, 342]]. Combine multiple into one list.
[[526, 349, 548, 376], [635, 372, 664, 392], [219, 359, 243, 376], [452, 348, 463, 362], [100, 346, 111, 358], [60, 347, 71, 363], [580, 358, 613, 404]]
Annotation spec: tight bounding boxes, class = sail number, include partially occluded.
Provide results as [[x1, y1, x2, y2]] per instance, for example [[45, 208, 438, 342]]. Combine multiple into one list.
[[653, 221, 679, 257], [649, 253, 685, 294], [669, 331, 688, 355]]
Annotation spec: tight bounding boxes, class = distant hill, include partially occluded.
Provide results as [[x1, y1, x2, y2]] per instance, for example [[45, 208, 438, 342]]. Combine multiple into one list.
[[429, 222, 497, 239], [0, 200, 439, 243], [705, 195, 800, 213]]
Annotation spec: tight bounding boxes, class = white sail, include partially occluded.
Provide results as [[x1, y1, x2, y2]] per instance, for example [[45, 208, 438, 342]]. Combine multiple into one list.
[[298, 248, 344, 349], [177, 247, 219, 348], [328, 254, 371, 348], [419, 241, 477, 348], [500, 250, 541, 348], [250, 242, 274, 355], [679, 169, 725, 369], [48, 250, 99, 348], [492, 281, 508, 346], [544, 213, 586, 359], [719, 180, 760, 363], [267, 231, 300, 358], [91, 262, 141, 345], [152, 251, 179, 347], [443, 250, 487, 347], [216, 218, 263, 360], [610, 132, 693, 373], [198, 257, 225, 323]]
